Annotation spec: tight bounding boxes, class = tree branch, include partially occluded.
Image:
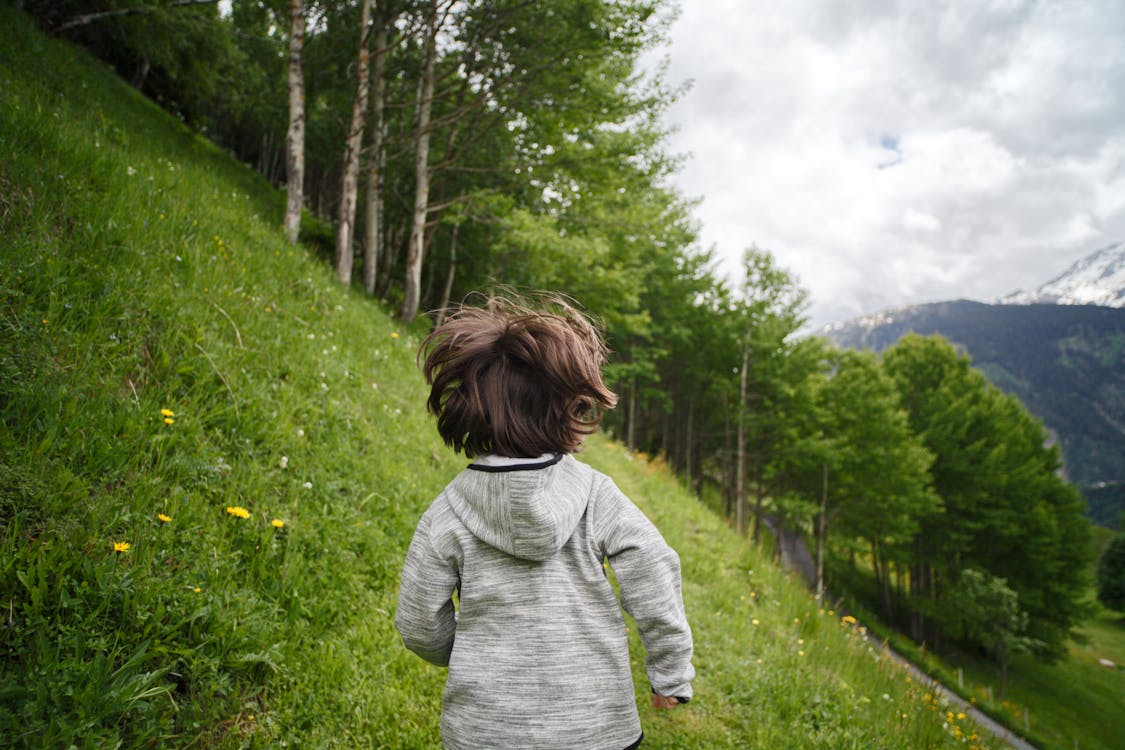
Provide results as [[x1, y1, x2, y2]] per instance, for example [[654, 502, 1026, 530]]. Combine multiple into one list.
[[54, 0, 219, 33]]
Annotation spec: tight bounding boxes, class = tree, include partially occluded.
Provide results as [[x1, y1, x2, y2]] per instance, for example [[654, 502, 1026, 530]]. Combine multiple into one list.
[[728, 247, 807, 536], [950, 569, 1037, 698], [362, 5, 392, 294], [334, 0, 373, 285], [882, 334, 1091, 657], [284, 0, 306, 245], [1096, 535, 1125, 613], [399, 0, 440, 321], [811, 348, 937, 618]]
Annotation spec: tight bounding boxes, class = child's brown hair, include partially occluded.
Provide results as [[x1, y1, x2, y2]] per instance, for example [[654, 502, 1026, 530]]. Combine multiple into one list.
[[420, 293, 618, 458]]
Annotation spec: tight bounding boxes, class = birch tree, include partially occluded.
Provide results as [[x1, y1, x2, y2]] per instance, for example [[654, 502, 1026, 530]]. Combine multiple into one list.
[[362, 10, 391, 294], [284, 0, 306, 245], [400, 0, 439, 321], [334, 0, 373, 285]]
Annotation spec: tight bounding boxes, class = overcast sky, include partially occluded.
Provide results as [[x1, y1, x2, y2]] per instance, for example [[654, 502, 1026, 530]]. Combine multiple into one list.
[[647, 0, 1125, 329]]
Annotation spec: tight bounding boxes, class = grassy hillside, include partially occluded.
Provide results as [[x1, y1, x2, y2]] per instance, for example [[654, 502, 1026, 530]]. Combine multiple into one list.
[[1, 8, 1003, 748]]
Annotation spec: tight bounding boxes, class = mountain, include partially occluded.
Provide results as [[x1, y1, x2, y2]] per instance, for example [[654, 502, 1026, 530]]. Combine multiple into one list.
[[822, 298, 1125, 530], [998, 242, 1125, 308]]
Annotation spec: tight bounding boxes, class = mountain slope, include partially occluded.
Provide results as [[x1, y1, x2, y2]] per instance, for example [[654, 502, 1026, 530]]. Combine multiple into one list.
[[998, 242, 1125, 307], [0, 7, 1006, 749], [823, 300, 1125, 527]]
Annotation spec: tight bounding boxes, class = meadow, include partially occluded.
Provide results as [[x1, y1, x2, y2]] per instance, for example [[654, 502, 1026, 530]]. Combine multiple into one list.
[[0, 5, 1066, 747]]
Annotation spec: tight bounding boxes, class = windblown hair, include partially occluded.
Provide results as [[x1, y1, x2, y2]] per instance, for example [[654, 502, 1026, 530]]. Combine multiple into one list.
[[420, 293, 618, 458]]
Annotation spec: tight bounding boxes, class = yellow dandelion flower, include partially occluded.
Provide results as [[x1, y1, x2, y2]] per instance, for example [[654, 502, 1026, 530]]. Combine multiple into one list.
[[751, 618, 760, 626], [841, 615, 857, 625], [113, 541, 131, 552], [956, 712, 966, 720], [157, 513, 171, 523], [193, 586, 202, 593], [226, 505, 250, 519], [161, 408, 175, 417], [390, 332, 399, 339], [271, 518, 285, 528], [164, 417, 174, 425]]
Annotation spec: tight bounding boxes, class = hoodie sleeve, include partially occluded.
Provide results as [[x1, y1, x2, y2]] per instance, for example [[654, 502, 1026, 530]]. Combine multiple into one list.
[[595, 478, 694, 701], [395, 506, 460, 667]]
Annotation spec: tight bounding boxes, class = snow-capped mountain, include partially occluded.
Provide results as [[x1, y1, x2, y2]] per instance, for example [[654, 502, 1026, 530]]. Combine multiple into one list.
[[997, 241, 1125, 307]]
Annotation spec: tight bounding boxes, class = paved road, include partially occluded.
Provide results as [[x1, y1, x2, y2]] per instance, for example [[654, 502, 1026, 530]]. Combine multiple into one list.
[[763, 515, 1038, 750]]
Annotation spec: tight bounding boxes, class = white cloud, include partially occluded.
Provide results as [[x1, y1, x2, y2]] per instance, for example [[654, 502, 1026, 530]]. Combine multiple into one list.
[[651, 0, 1125, 328]]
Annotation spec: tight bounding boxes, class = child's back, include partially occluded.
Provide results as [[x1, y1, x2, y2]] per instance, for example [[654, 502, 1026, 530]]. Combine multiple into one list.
[[394, 294, 693, 749]]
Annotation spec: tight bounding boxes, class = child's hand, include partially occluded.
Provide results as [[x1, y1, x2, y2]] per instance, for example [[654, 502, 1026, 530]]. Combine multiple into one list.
[[651, 694, 682, 709]]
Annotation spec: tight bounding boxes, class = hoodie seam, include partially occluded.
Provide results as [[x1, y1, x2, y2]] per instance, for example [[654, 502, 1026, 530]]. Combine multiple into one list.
[[466, 453, 563, 473]]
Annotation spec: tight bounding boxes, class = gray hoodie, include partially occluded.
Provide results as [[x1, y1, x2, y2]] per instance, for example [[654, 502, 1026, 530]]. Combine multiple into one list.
[[394, 453, 694, 750]]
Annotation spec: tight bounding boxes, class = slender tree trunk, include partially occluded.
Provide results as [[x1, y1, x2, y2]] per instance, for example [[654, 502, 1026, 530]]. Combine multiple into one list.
[[736, 343, 749, 535], [362, 19, 388, 294], [998, 647, 1009, 700], [284, 0, 306, 245], [436, 223, 459, 323], [335, 0, 373, 285], [378, 222, 402, 298], [627, 378, 638, 450], [752, 462, 766, 543], [400, 1, 437, 322], [679, 393, 688, 488], [722, 407, 733, 519], [817, 462, 827, 601]]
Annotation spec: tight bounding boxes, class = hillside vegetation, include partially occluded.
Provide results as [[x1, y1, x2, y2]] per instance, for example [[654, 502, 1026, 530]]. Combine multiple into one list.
[[824, 299, 1125, 529], [0, 8, 1006, 748]]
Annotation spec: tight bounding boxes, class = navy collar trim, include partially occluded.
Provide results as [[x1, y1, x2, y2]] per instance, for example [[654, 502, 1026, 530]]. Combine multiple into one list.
[[467, 453, 564, 473]]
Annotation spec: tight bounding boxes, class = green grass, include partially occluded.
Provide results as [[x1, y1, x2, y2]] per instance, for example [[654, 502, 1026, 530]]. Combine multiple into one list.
[[826, 544, 1125, 750], [1, 7, 1006, 747]]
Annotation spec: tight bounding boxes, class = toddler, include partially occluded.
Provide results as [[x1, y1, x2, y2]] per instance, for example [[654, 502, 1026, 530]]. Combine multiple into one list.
[[395, 294, 694, 750]]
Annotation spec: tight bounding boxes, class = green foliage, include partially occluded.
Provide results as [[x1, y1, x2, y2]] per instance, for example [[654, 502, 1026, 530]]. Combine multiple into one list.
[[1095, 535, 1125, 612], [825, 300, 1125, 527], [949, 570, 1037, 695], [881, 335, 1092, 660]]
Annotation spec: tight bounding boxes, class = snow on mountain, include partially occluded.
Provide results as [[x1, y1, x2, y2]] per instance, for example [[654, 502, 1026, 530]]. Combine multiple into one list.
[[998, 242, 1125, 308]]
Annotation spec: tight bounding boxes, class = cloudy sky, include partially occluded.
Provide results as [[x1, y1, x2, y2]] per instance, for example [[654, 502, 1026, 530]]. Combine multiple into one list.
[[648, 0, 1125, 329]]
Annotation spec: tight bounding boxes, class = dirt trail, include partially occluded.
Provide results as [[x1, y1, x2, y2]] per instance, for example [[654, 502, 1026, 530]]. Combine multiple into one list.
[[761, 516, 1037, 750]]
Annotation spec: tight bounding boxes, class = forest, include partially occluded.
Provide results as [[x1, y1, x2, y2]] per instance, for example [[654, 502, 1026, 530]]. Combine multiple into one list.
[[11, 0, 1105, 735]]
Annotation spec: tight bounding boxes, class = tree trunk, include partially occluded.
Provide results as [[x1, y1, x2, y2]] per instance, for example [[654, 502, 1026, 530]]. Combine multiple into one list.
[[362, 19, 388, 294], [679, 398, 688, 488], [400, 1, 438, 322], [54, 0, 218, 32], [816, 462, 827, 601], [998, 647, 1009, 700], [378, 222, 402, 299], [284, 0, 306, 245], [436, 223, 459, 324], [736, 343, 749, 535], [627, 378, 637, 450], [334, 0, 373, 286]]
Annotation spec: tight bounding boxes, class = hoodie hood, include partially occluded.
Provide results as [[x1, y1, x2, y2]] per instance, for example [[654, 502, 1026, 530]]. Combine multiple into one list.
[[443, 454, 590, 561]]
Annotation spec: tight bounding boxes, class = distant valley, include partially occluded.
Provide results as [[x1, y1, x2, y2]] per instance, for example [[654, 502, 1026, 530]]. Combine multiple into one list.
[[822, 244, 1125, 529]]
